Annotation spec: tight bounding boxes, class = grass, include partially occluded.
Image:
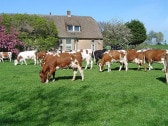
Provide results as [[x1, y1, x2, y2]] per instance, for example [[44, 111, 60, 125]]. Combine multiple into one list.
[[1, 60, 168, 126]]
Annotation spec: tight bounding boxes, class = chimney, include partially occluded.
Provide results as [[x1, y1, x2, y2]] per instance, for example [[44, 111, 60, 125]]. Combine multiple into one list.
[[67, 10, 71, 17]]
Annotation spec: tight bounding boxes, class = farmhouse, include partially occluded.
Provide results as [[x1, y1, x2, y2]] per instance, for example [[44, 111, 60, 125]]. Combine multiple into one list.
[[44, 11, 103, 51]]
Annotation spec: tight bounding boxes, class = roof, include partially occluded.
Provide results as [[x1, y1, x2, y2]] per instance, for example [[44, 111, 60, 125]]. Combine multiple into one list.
[[44, 15, 103, 39]]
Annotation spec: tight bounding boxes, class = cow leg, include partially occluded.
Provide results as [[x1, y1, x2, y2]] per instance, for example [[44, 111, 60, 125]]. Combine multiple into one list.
[[95, 58, 99, 65], [52, 71, 56, 82], [119, 63, 123, 71], [45, 79, 49, 83], [72, 68, 78, 81], [85, 59, 89, 69], [90, 60, 93, 69], [166, 73, 168, 83], [141, 62, 147, 71], [43, 67, 55, 83], [148, 62, 153, 70], [107, 62, 111, 72], [48, 68, 56, 83], [21, 61, 23, 65], [34, 58, 37, 65], [99, 63, 103, 72], [1, 58, 4, 63], [124, 61, 128, 71], [24, 60, 27, 65], [77, 66, 84, 80]]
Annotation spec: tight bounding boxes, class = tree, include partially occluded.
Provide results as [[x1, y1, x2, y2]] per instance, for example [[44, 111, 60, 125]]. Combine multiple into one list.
[[146, 30, 164, 45], [155, 32, 164, 45], [125, 20, 147, 46], [1, 14, 58, 51], [98, 19, 133, 49], [0, 16, 24, 54]]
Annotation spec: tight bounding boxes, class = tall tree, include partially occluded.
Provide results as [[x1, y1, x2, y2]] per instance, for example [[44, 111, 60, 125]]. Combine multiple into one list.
[[98, 19, 132, 49], [125, 20, 147, 45]]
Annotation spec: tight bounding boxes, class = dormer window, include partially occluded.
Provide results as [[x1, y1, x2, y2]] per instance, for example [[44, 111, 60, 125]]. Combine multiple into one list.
[[67, 25, 80, 32]]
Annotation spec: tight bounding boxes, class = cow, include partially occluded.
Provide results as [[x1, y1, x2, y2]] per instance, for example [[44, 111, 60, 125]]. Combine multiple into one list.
[[144, 49, 168, 70], [39, 52, 84, 83], [14, 50, 38, 65], [92, 49, 107, 65], [77, 49, 93, 69], [126, 49, 146, 71], [164, 54, 168, 83], [0, 52, 12, 62], [99, 50, 128, 72]]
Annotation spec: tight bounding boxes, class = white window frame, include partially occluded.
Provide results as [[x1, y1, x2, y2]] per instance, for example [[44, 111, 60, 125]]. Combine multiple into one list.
[[67, 25, 80, 32]]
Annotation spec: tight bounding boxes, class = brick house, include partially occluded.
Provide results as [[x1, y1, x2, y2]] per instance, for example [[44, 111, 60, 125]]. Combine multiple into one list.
[[44, 11, 103, 51]]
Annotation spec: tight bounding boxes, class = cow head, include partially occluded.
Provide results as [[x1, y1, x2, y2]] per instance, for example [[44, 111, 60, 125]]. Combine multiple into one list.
[[39, 70, 47, 83]]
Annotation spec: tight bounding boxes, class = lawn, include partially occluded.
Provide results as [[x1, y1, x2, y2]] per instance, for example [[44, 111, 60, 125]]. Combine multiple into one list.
[[1, 61, 168, 126]]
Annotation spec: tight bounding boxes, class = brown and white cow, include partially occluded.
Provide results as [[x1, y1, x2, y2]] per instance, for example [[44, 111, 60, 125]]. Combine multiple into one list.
[[99, 50, 128, 72], [77, 49, 93, 69], [144, 49, 168, 70], [39, 52, 84, 83], [126, 49, 146, 71], [0, 52, 12, 62]]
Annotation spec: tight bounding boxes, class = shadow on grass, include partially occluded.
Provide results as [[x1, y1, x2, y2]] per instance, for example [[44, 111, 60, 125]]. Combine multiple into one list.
[[156, 76, 167, 84], [55, 76, 82, 81], [0, 85, 99, 126]]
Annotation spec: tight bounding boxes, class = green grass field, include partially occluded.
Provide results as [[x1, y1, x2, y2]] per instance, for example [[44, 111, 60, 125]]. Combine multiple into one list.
[[1, 60, 168, 126]]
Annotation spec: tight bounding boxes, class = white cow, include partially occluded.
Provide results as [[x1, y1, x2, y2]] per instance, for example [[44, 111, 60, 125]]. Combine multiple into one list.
[[77, 49, 93, 69], [14, 50, 37, 65]]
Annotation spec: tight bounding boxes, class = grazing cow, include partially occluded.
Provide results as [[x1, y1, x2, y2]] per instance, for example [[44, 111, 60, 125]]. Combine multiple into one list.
[[126, 49, 146, 71], [77, 49, 93, 69], [144, 49, 168, 70], [39, 52, 84, 83], [92, 49, 107, 65], [14, 50, 37, 65], [99, 50, 128, 72], [164, 54, 168, 83], [0, 52, 12, 62]]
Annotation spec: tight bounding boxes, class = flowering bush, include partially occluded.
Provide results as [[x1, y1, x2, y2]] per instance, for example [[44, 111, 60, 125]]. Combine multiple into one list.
[[0, 16, 24, 54]]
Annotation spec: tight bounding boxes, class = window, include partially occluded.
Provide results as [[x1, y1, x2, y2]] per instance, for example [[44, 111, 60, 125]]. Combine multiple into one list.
[[66, 39, 71, 51], [74, 26, 80, 32], [67, 25, 73, 31], [67, 25, 80, 32]]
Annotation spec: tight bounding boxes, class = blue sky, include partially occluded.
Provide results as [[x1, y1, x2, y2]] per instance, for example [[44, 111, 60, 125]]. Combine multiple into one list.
[[0, 0, 167, 42]]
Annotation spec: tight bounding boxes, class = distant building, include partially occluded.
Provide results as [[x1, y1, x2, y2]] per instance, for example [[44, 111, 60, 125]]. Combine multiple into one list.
[[44, 11, 103, 51]]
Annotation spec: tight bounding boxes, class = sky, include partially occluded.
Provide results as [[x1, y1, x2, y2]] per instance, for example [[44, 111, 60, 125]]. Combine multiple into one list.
[[0, 0, 167, 43]]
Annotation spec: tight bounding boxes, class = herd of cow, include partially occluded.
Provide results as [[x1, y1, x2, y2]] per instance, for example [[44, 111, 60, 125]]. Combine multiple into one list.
[[1, 48, 168, 83]]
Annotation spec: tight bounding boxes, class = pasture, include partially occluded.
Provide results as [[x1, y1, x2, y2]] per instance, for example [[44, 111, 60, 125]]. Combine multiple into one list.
[[1, 60, 168, 126]]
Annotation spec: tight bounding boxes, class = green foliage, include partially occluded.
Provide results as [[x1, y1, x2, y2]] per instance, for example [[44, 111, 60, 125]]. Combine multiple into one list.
[[1, 14, 58, 51], [1, 61, 168, 126], [126, 20, 147, 45]]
